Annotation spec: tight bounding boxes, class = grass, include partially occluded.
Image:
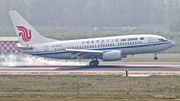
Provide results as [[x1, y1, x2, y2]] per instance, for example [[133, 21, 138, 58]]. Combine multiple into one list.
[[0, 75, 180, 100]]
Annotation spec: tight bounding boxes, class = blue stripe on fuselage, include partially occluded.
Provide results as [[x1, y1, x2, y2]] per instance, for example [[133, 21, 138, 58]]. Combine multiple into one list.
[[23, 41, 172, 55]]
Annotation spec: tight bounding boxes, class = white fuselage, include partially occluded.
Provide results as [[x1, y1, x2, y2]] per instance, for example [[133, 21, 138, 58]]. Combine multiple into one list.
[[9, 11, 175, 67], [19, 35, 174, 59]]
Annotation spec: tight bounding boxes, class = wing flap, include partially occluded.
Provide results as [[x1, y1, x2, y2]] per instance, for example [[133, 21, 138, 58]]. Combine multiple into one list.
[[65, 49, 103, 53], [65, 49, 103, 59]]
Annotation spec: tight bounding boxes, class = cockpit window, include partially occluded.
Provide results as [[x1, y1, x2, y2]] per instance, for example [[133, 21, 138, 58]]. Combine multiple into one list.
[[158, 38, 168, 42]]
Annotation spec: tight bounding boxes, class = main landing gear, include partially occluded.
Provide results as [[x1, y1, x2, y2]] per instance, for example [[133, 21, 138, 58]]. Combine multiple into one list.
[[89, 59, 99, 67], [154, 54, 158, 60]]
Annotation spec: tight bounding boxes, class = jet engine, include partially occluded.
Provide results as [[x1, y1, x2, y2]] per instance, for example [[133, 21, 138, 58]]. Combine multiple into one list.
[[102, 51, 122, 61]]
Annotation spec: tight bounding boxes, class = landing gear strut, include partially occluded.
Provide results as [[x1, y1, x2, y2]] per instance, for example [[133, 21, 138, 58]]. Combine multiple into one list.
[[154, 54, 158, 60], [89, 59, 99, 67]]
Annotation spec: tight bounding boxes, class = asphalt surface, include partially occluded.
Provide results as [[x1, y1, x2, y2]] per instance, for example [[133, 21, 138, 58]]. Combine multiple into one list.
[[0, 62, 180, 71]]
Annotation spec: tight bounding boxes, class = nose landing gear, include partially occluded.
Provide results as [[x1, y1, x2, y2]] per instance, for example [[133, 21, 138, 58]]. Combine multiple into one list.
[[154, 54, 158, 60], [89, 59, 99, 67], [154, 56, 158, 60]]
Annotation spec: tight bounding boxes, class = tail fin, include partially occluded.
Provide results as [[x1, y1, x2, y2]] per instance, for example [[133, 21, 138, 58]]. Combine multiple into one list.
[[9, 10, 58, 46]]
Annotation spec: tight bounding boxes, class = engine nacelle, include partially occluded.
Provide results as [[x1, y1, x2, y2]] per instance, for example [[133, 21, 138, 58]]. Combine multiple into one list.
[[102, 51, 122, 61]]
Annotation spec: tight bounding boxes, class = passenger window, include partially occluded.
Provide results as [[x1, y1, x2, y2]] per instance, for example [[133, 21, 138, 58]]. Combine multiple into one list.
[[121, 39, 126, 41]]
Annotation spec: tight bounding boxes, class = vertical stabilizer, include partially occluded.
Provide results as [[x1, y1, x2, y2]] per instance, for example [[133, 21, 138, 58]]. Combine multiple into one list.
[[9, 11, 58, 46]]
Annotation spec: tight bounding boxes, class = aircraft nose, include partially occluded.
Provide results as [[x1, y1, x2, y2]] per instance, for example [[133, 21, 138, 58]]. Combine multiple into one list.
[[170, 41, 175, 46]]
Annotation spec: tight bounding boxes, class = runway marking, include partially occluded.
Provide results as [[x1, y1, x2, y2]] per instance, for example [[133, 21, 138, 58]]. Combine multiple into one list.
[[0, 67, 59, 70], [0, 62, 180, 71], [125, 65, 180, 67]]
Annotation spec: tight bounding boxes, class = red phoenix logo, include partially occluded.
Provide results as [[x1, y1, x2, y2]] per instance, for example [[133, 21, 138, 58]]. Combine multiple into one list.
[[16, 26, 32, 42]]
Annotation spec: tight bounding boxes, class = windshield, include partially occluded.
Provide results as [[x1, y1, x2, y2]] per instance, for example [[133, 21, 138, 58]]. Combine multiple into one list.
[[158, 38, 168, 42]]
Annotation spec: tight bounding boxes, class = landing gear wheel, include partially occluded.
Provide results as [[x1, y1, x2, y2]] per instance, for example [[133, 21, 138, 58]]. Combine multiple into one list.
[[89, 61, 95, 67], [154, 57, 158, 60], [89, 59, 99, 67], [94, 60, 99, 66]]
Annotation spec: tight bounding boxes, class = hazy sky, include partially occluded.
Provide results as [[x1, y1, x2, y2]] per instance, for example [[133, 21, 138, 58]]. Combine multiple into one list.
[[0, 0, 180, 27]]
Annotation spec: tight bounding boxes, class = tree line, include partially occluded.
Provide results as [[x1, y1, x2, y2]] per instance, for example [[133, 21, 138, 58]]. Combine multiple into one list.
[[0, 26, 179, 45]]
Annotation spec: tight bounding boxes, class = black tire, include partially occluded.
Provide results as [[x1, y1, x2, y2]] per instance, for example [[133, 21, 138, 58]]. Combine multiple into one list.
[[154, 57, 158, 60], [89, 61, 95, 67], [94, 60, 99, 66]]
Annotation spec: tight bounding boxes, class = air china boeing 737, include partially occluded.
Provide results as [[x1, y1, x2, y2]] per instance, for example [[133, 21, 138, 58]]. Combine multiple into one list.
[[9, 11, 174, 67]]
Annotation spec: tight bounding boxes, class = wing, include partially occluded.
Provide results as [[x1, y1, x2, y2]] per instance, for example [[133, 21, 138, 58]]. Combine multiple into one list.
[[65, 49, 103, 59]]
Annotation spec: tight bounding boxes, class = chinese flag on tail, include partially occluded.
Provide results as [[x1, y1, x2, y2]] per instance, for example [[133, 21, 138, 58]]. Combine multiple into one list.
[[140, 37, 144, 40]]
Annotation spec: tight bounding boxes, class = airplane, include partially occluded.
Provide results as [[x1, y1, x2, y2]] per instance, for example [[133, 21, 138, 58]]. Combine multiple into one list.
[[9, 11, 175, 67]]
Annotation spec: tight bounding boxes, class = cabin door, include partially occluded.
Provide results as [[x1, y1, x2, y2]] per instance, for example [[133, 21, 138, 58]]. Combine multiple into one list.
[[148, 37, 153, 46], [44, 46, 49, 51], [44, 46, 49, 56]]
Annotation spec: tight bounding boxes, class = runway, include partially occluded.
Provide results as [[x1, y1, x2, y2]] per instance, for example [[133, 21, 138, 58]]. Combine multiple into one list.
[[0, 62, 180, 71]]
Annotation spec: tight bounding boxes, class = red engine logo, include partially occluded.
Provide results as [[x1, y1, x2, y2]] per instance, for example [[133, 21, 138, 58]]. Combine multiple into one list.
[[16, 26, 32, 42]]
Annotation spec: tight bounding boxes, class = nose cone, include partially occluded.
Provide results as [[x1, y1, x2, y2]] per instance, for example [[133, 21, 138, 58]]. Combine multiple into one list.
[[169, 41, 175, 47], [171, 41, 175, 46]]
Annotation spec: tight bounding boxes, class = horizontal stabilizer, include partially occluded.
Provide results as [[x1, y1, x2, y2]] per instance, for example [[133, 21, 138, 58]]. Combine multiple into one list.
[[16, 43, 33, 50]]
